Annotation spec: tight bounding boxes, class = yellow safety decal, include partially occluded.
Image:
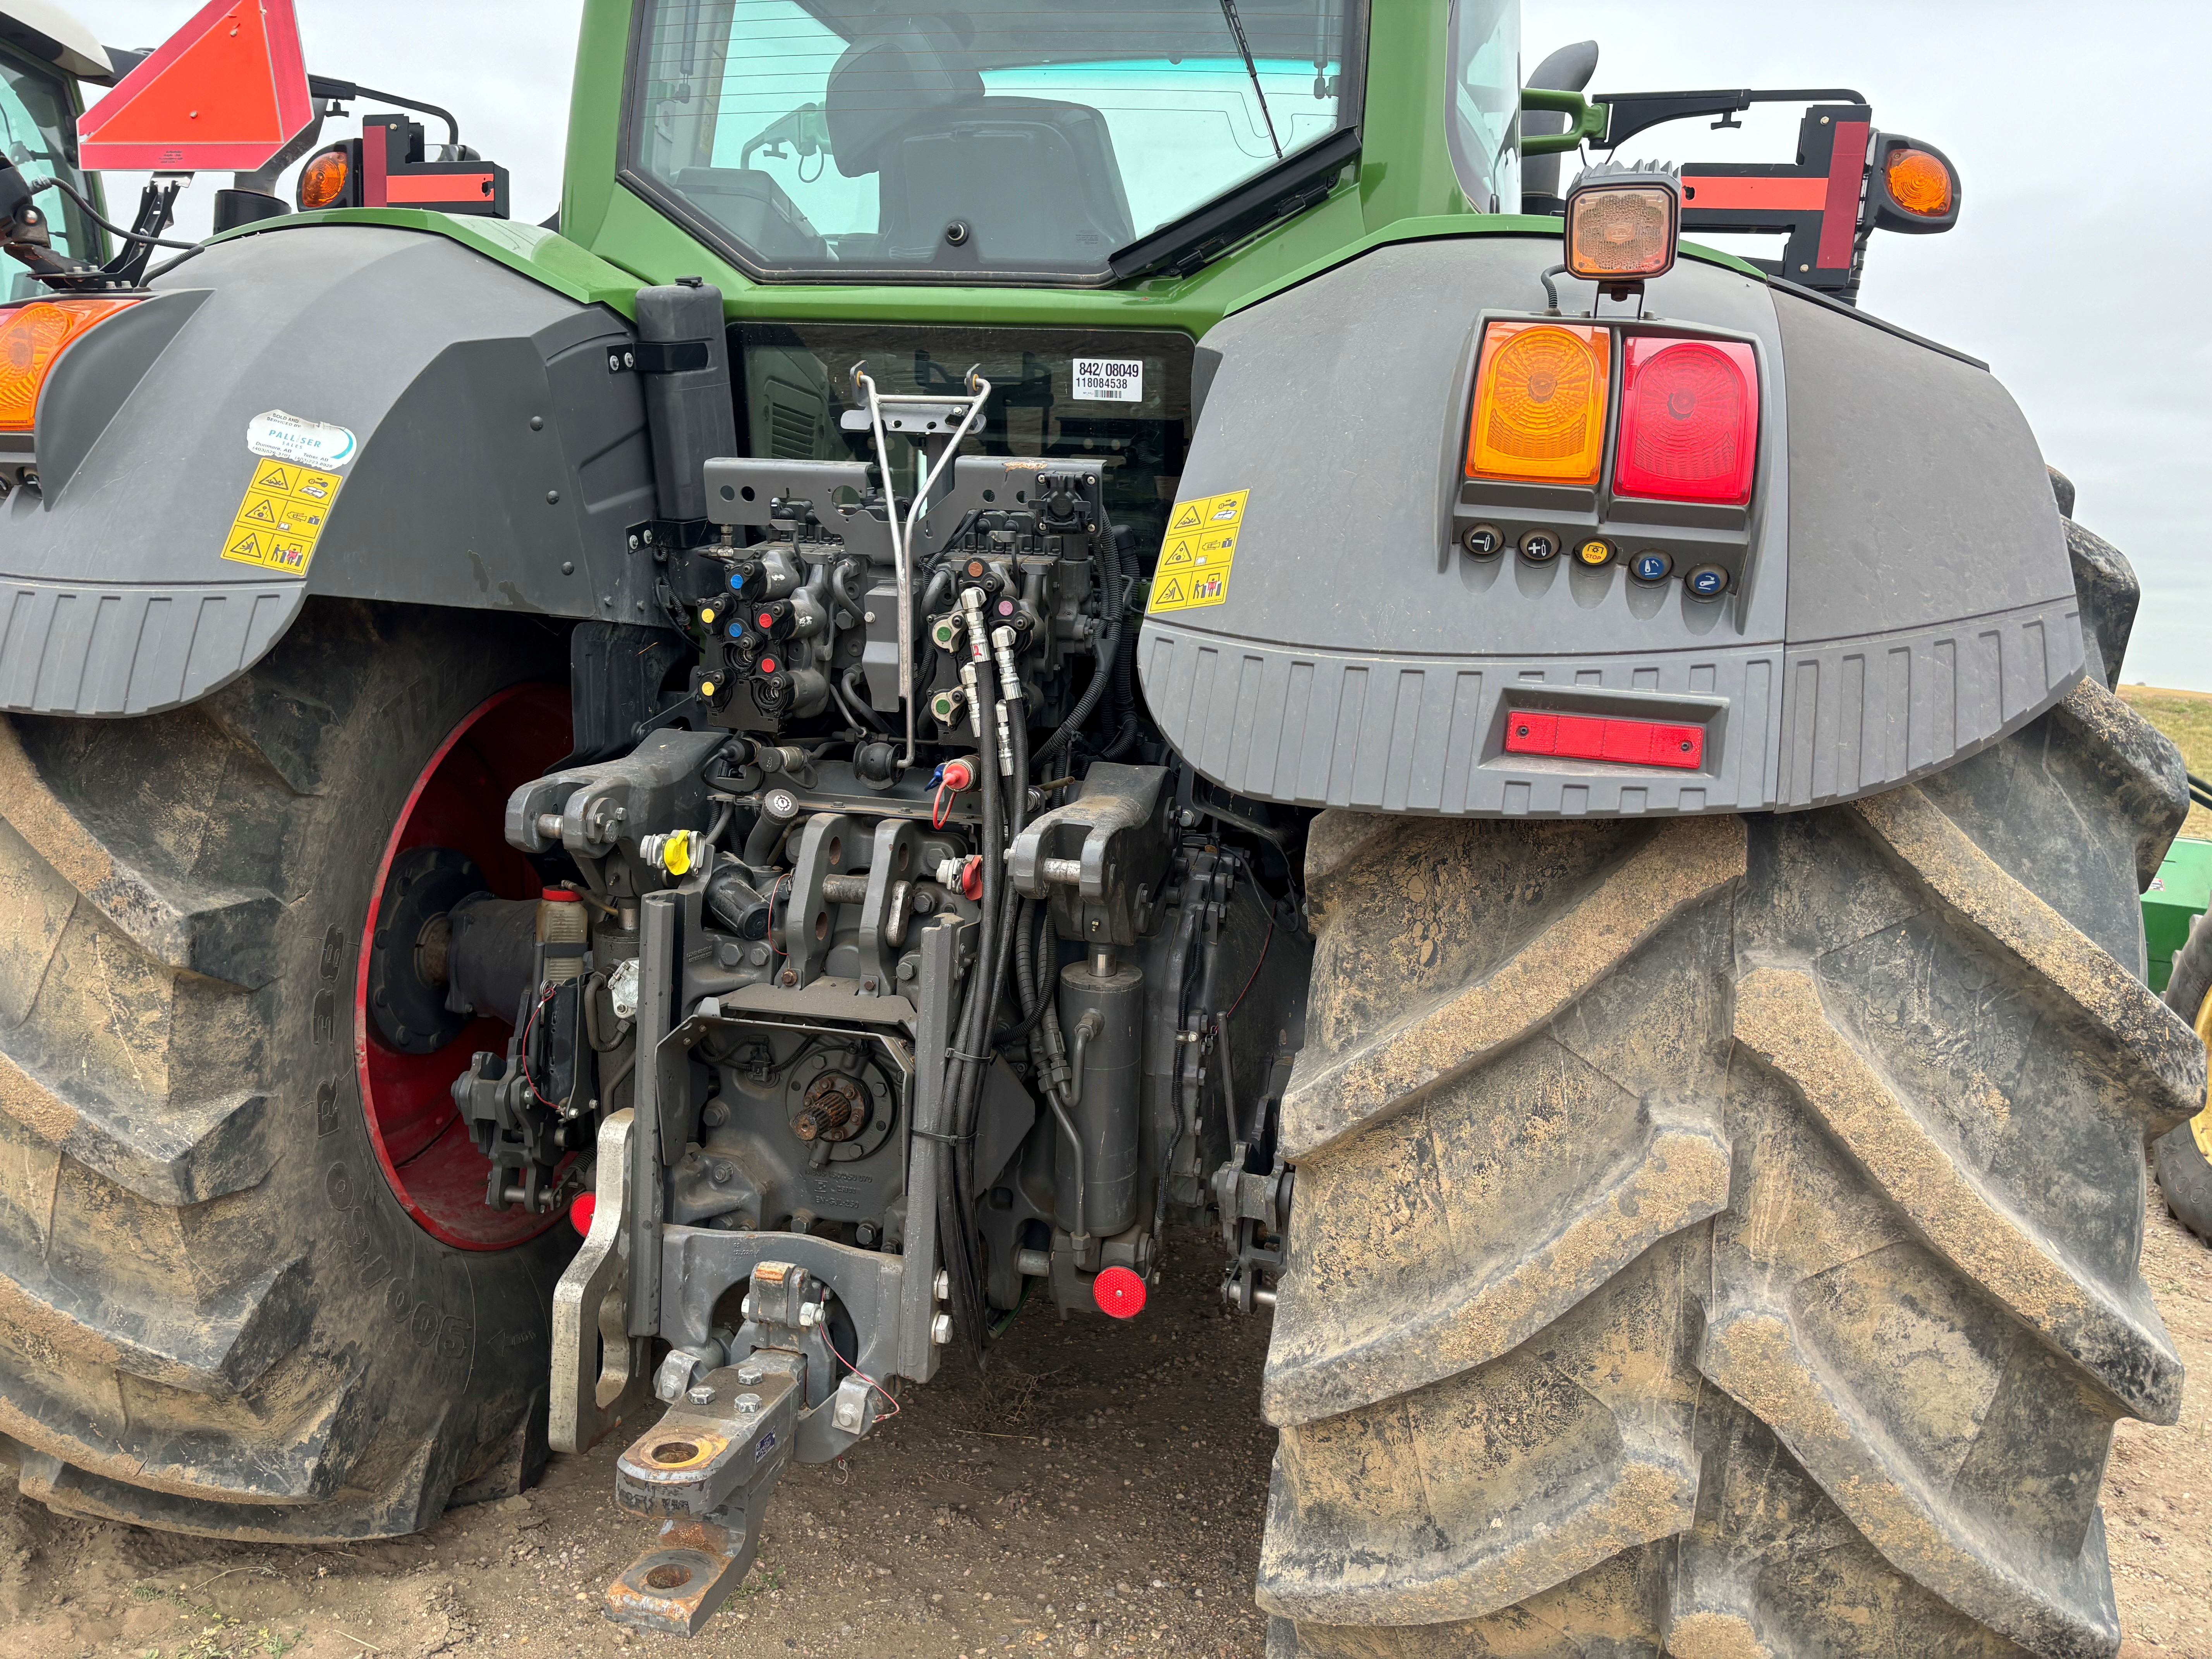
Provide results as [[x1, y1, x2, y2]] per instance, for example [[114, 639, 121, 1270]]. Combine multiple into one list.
[[2193, 1107, 2211, 1163], [1150, 489, 1247, 614], [221, 457, 343, 575]]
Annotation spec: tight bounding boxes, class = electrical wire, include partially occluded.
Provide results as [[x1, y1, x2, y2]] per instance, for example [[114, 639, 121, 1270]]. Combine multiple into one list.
[[26, 175, 197, 249], [139, 243, 206, 283], [821, 1318, 902, 1421], [518, 986, 562, 1109], [393, 1109, 463, 1169]]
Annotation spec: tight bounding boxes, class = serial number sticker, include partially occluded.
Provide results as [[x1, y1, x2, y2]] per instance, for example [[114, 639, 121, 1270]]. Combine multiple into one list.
[[1150, 489, 1247, 613], [222, 456, 344, 576], [1072, 356, 1142, 403]]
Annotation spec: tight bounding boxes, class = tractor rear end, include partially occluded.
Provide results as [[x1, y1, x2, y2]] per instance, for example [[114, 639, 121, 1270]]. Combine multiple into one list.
[[0, 3, 2196, 1656]]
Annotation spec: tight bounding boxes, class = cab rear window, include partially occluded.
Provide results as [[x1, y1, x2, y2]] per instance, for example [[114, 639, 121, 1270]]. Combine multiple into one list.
[[624, 0, 1364, 283]]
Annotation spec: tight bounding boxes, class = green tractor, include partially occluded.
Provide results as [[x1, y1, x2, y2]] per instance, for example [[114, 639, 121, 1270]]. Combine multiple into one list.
[[0, 1, 2198, 1653], [2152, 819, 2212, 1241]]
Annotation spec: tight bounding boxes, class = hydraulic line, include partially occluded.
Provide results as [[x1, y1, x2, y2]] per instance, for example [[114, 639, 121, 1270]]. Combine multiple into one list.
[[1035, 538, 1124, 765]]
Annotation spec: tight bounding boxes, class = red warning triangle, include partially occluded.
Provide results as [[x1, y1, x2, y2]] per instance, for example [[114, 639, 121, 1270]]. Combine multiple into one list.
[[80, 0, 313, 172]]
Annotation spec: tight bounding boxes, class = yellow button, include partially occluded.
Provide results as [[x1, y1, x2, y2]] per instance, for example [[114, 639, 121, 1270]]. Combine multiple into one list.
[[1576, 538, 1614, 567]]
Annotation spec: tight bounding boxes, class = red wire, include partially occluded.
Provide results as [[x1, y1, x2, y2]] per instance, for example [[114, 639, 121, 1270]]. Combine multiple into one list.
[[518, 986, 562, 1108], [1226, 920, 1273, 1021], [932, 781, 953, 830], [821, 1322, 901, 1420]]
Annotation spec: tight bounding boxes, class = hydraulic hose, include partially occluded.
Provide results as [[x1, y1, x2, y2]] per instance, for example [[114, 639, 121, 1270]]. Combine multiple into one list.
[[1035, 554, 1122, 766]]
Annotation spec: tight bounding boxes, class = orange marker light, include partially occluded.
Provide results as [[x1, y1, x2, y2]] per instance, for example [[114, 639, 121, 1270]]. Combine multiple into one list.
[[0, 298, 138, 431], [1465, 321, 1611, 487], [1884, 147, 1953, 217], [298, 146, 352, 211]]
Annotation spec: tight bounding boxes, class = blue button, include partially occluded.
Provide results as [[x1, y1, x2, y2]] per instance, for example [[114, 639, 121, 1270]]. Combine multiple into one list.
[[1686, 564, 1729, 599], [1630, 550, 1672, 583]]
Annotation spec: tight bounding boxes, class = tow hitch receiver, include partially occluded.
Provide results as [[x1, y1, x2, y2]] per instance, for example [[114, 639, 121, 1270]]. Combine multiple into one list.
[[605, 1364, 797, 1635]]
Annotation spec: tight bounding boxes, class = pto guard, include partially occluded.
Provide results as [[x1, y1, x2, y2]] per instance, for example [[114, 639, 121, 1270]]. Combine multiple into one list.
[[1139, 237, 2082, 817], [0, 223, 650, 717]]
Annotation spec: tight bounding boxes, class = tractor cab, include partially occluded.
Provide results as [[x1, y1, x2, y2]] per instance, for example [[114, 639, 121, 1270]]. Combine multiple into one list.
[[0, 1, 112, 296]]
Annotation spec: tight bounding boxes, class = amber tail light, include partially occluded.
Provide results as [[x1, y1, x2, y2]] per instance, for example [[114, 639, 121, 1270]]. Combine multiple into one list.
[[0, 298, 139, 431], [1465, 321, 1612, 488]]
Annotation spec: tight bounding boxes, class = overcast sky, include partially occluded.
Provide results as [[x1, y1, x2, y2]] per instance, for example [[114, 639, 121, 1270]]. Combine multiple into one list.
[[75, 0, 2210, 691]]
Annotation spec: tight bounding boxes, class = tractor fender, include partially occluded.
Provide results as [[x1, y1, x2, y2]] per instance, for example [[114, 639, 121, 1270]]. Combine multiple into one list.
[[0, 223, 658, 717], [1139, 235, 2079, 817]]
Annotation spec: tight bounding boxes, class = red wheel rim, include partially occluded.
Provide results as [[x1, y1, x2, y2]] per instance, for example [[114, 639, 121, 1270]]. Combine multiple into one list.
[[355, 682, 574, 1249]]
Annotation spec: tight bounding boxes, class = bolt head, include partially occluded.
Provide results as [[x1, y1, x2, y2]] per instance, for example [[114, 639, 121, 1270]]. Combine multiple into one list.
[[931, 1312, 953, 1345], [735, 1392, 762, 1415], [687, 1384, 716, 1406], [736, 1364, 764, 1386]]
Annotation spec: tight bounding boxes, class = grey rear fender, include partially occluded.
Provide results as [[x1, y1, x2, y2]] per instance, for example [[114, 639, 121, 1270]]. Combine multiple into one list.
[[1139, 235, 2079, 818], [0, 224, 657, 716]]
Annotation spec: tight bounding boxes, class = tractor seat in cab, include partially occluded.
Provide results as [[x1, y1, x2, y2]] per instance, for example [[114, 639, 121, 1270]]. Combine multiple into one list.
[[824, 18, 1134, 266]]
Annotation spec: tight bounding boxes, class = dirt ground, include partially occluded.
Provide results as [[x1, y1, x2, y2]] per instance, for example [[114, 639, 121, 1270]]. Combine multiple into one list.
[[0, 1202, 2203, 1659]]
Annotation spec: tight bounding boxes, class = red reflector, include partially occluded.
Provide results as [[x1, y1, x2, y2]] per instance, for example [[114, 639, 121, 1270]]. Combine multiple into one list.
[[1505, 711, 1705, 770], [1093, 1266, 1147, 1319], [1613, 337, 1759, 505], [568, 1193, 597, 1236]]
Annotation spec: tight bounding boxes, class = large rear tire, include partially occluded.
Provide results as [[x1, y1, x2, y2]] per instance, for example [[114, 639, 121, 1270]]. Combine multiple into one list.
[[2152, 912, 2212, 1243], [1257, 507, 2202, 1656], [0, 601, 575, 1540]]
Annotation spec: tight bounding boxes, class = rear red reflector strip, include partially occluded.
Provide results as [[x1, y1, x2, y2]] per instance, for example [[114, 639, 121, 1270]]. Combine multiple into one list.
[[1505, 712, 1705, 770]]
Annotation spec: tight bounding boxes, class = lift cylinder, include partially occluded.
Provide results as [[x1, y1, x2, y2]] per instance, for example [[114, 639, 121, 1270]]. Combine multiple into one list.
[[1056, 959, 1143, 1237]]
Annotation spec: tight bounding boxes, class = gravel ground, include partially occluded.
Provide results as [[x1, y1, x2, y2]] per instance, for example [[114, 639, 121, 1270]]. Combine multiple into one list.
[[0, 1199, 2202, 1659]]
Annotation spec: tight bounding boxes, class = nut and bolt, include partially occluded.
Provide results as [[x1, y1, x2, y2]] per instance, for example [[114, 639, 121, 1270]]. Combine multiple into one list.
[[734, 1393, 763, 1417], [933, 1269, 950, 1300], [687, 1384, 717, 1406], [736, 1363, 764, 1386], [930, 1312, 953, 1346]]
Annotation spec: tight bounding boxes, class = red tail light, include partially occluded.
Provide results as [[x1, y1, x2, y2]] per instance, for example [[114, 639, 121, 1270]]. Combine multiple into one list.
[[1613, 337, 1758, 505], [1505, 711, 1705, 770]]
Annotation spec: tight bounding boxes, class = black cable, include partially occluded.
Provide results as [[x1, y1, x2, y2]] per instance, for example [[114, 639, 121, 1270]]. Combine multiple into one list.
[[938, 650, 1002, 1365], [394, 1110, 463, 1169], [27, 175, 197, 249], [2190, 771, 2212, 810], [138, 243, 205, 283]]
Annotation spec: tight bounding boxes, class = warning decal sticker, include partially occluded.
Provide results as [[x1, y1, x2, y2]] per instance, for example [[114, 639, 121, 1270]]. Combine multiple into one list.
[[1149, 489, 1247, 614], [222, 456, 344, 575]]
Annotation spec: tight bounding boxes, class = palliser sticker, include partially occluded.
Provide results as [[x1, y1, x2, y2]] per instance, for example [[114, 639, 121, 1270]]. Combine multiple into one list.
[[1149, 489, 1247, 613]]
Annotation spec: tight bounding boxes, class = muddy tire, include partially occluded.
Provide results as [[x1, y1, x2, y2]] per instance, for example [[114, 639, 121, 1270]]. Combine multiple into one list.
[[1257, 505, 2203, 1657], [0, 601, 576, 1541], [2153, 913, 2212, 1243]]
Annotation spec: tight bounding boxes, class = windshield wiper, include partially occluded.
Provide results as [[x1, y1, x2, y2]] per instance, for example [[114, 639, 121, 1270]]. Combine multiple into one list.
[[1219, 0, 1282, 160]]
